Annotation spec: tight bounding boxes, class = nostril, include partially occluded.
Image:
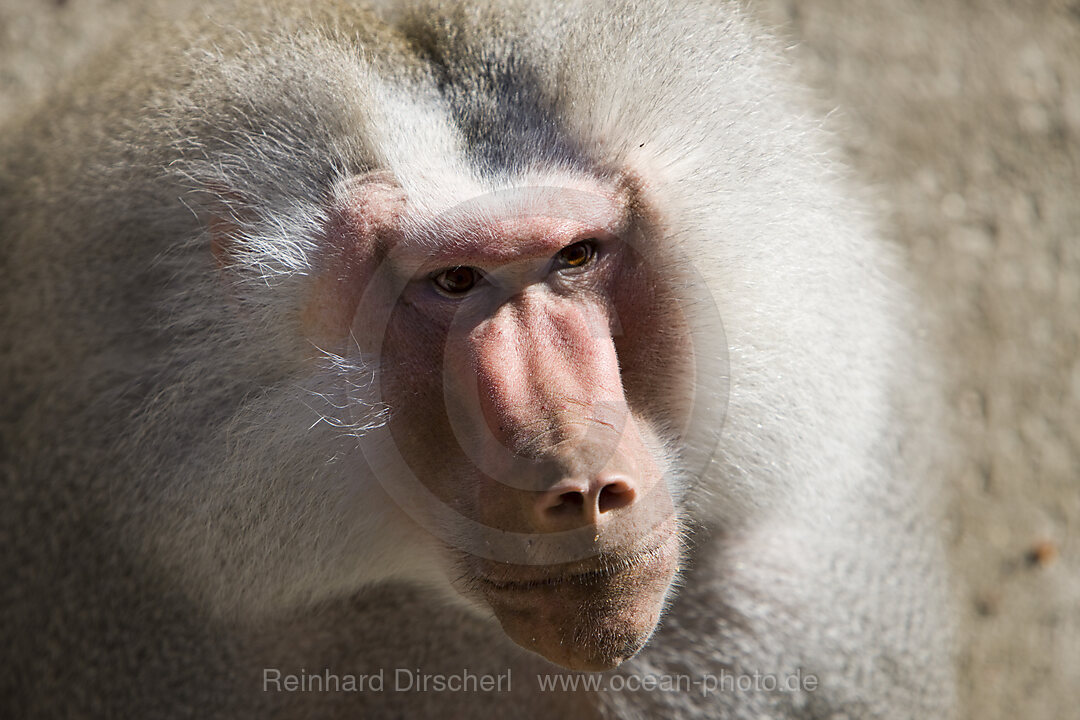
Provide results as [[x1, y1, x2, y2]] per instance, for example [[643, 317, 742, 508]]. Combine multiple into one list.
[[555, 491, 584, 515], [597, 479, 635, 514], [542, 490, 586, 519], [560, 491, 585, 508]]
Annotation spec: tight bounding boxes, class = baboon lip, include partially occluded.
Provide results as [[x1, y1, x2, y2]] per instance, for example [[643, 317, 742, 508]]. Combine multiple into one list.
[[474, 532, 680, 671], [476, 565, 620, 592], [472, 533, 678, 593]]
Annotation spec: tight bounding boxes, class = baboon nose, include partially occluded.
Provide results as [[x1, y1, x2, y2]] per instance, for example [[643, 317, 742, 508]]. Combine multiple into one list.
[[535, 476, 637, 529]]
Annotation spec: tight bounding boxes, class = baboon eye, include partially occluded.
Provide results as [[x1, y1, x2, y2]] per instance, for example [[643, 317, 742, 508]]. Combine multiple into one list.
[[432, 266, 479, 295], [556, 239, 597, 268]]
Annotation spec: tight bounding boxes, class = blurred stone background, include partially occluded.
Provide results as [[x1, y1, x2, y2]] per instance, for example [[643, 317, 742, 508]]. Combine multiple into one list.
[[2, 1, 1077, 717], [750, 3, 1080, 718]]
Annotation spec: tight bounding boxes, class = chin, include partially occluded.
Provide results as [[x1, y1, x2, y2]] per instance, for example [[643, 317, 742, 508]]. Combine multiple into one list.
[[461, 526, 682, 671]]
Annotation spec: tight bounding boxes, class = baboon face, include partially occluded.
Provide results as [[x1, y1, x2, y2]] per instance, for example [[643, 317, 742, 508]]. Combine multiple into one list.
[[300, 172, 698, 669]]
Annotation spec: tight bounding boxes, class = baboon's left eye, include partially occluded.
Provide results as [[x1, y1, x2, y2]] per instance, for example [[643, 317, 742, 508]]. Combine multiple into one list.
[[432, 266, 480, 295]]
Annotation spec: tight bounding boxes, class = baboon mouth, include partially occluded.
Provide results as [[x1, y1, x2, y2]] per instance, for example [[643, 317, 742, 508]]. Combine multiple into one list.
[[472, 533, 680, 671], [472, 538, 676, 592], [477, 567, 621, 592]]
